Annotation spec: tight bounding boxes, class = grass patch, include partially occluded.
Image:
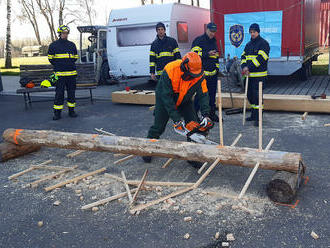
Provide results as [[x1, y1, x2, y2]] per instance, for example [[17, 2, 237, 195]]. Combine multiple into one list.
[[0, 56, 50, 75], [312, 52, 328, 75]]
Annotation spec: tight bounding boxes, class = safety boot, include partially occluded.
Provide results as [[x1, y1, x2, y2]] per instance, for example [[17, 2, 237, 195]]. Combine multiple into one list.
[[53, 109, 61, 120], [68, 107, 78, 118]]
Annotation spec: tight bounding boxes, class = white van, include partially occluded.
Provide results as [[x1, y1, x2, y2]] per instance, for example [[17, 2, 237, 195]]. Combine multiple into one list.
[[107, 3, 210, 78]]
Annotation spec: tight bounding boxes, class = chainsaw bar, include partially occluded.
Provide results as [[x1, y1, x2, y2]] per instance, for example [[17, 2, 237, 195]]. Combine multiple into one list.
[[174, 125, 218, 145]]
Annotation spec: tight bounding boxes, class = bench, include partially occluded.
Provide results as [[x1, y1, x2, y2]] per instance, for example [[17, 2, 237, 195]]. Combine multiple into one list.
[[17, 63, 97, 109]]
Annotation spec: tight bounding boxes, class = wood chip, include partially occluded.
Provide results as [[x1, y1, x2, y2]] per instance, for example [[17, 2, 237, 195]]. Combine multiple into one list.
[[184, 216, 192, 222], [53, 200, 61, 206], [311, 231, 319, 239], [227, 233, 235, 241], [196, 210, 203, 215], [37, 221, 43, 227], [184, 233, 190, 239], [215, 232, 220, 240], [222, 242, 229, 247], [166, 198, 176, 205], [80, 196, 84, 201], [75, 189, 82, 194], [92, 207, 99, 212]]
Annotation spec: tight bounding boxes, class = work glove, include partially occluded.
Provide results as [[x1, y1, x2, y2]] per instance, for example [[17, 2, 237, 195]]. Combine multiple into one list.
[[173, 120, 185, 131], [200, 117, 213, 128]]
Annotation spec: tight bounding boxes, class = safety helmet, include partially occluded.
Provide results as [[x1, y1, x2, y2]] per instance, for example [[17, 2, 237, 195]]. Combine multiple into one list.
[[57, 25, 70, 33], [40, 80, 52, 88], [180, 52, 203, 79], [25, 82, 35, 88]]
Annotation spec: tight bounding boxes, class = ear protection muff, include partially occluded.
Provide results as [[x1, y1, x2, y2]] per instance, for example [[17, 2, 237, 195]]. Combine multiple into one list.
[[180, 58, 204, 81]]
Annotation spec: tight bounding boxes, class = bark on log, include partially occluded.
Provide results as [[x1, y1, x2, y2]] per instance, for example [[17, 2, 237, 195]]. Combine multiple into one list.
[[3, 129, 304, 173], [266, 171, 302, 203], [0, 142, 40, 162]]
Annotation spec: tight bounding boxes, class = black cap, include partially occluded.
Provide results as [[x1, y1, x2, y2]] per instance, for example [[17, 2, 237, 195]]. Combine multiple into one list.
[[207, 22, 217, 32], [156, 22, 166, 31], [249, 23, 260, 33]]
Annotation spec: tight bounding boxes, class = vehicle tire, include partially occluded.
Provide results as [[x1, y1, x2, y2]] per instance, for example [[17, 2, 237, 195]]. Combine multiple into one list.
[[100, 61, 118, 85]]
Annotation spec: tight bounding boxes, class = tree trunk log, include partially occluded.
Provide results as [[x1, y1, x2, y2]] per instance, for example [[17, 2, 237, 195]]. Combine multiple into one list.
[[3, 128, 304, 173], [266, 170, 302, 203], [0, 142, 40, 162]]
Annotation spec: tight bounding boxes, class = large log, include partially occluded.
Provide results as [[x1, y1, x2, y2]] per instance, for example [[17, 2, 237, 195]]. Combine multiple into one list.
[[0, 142, 40, 162], [3, 128, 304, 173]]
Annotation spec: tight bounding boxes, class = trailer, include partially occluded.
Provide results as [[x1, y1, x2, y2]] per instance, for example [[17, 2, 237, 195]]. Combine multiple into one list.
[[211, 0, 321, 79], [106, 3, 210, 79]]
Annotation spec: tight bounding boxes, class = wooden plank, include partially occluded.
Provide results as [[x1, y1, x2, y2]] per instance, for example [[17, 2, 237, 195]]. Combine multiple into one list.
[[104, 173, 194, 187], [44, 167, 106, 192], [81, 188, 138, 210], [162, 158, 174, 168], [29, 165, 78, 188], [131, 169, 148, 205], [121, 171, 133, 204], [112, 90, 330, 113], [217, 79, 224, 146], [129, 186, 194, 214], [114, 155, 135, 165], [258, 82, 263, 151], [193, 157, 222, 188], [66, 150, 86, 158], [8, 159, 53, 180]]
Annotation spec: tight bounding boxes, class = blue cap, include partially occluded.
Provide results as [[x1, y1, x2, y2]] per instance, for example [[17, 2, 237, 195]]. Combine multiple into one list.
[[249, 23, 260, 33], [207, 22, 217, 32]]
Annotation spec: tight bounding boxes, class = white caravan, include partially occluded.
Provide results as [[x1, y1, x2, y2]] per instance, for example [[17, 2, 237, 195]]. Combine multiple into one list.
[[107, 3, 210, 78]]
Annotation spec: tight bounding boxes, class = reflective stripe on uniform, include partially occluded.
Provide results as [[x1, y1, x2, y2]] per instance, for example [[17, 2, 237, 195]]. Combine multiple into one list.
[[156, 70, 163, 75], [249, 71, 267, 77], [216, 63, 219, 68], [150, 62, 156, 67], [251, 104, 264, 109], [191, 46, 202, 56], [241, 59, 247, 64], [258, 50, 269, 60], [52, 54, 77, 59], [53, 105, 64, 110], [252, 58, 260, 67], [48, 55, 54, 59], [204, 69, 217, 76], [55, 70, 78, 76], [67, 102, 76, 107], [173, 48, 180, 53], [156, 52, 174, 58], [150, 51, 156, 56]]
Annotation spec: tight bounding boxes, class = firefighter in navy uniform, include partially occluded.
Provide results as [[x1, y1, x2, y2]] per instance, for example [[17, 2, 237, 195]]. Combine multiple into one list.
[[149, 22, 181, 81], [48, 25, 79, 120], [191, 22, 220, 122], [241, 23, 270, 126]]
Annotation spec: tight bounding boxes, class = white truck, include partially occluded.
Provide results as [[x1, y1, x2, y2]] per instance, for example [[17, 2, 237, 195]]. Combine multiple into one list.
[[106, 3, 210, 79]]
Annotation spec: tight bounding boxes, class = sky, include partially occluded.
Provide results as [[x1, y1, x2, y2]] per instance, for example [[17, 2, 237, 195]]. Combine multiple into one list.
[[0, 0, 210, 42]]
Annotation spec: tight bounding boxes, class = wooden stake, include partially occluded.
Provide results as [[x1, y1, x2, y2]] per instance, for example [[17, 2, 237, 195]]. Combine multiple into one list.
[[94, 128, 115, 136], [28, 166, 78, 188], [33, 165, 77, 171], [81, 188, 138, 210], [301, 112, 308, 121], [66, 150, 86, 158], [44, 167, 106, 192], [104, 173, 194, 187], [193, 157, 222, 188], [114, 155, 135, 165], [8, 159, 53, 180], [258, 81, 263, 151], [217, 79, 224, 146], [149, 105, 155, 111], [113, 153, 126, 157], [129, 186, 194, 214], [238, 138, 275, 199], [162, 158, 174, 168], [198, 134, 241, 174], [131, 169, 148, 205], [121, 171, 133, 204], [243, 76, 249, 126]]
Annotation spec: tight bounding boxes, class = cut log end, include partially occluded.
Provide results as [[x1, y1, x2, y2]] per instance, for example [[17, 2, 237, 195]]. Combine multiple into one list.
[[0, 142, 41, 162], [266, 171, 302, 204]]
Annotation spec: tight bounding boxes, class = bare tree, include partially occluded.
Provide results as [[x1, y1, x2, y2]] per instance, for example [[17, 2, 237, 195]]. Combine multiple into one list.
[[5, 0, 12, 68], [36, 0, 57, 41], [19, 0, 42, 45]]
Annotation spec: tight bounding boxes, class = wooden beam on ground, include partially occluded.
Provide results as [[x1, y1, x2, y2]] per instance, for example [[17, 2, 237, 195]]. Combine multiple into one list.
[[104, 173, 194, 187], [0, 142, 40, 162], [3, 129, 303, 173], [129, 186, 194, 214], [131, 169, 148, 205], [111, 90, 330, 113], [66, 150, 86, 158], [8, 160, 53, 180], [44, 167, 106, 192], [193, 157, 222, 188], [121, 171, 133, 204], [114, 155, 135, 165], [162, 158, 174, 168], [81, 188, 138, 210], [243, 76, 249, 126], [238, 138, 275, 199], [28, 166, 78, 188]]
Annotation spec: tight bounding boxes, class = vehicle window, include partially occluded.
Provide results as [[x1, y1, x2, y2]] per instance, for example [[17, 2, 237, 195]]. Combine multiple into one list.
[[117, 26, 155, 47], [177, 22, 188, 43]]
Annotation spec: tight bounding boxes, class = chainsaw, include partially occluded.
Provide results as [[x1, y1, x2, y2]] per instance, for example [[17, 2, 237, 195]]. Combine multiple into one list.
[[174, 121, 218, 145]]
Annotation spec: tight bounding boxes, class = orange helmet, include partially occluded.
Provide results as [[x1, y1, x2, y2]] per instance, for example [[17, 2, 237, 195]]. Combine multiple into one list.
[[180, 52, 203, 78], [25, 81, 35, 88]]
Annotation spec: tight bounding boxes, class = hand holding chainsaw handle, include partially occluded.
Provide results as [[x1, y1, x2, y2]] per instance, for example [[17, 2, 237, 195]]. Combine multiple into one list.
[[200, 117, 213, 128], [173, 120, 185, 131]]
